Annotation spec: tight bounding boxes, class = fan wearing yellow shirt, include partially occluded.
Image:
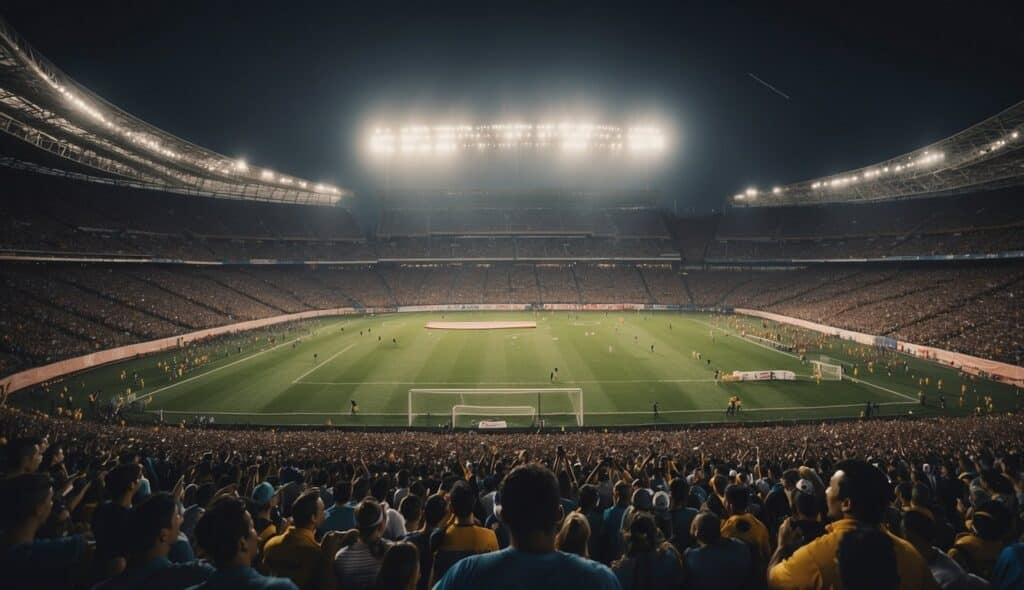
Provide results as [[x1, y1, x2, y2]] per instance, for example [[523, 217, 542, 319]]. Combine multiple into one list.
[[767, 460, 938, 590], [721, 484, 770, 567], [431, 480, 499, 585]]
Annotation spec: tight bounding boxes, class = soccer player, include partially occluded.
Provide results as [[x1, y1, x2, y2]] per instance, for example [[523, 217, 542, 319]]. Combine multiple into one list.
[[652, 401, 659, 419], [350, 400, 359, 415], [313, 353, 318, 364], [650, 344, 655, 353]]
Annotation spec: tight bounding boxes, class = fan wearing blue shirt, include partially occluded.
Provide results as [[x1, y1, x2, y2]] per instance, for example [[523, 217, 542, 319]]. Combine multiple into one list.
[[186, 496, 299, 590], [434, 463, 621, 590]]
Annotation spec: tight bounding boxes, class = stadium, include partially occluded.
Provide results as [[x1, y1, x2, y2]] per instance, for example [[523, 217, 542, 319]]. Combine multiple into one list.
[[0, 5, 1022, 590]]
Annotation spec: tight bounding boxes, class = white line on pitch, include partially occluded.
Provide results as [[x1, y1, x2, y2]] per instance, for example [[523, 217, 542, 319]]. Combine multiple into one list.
[[294, 378, 721, 386], [586, 401, 914, 415], [688, 317, 917, 402], [134, 332, 315, 403], [149, 410, 407, 416], [292, 343, 357, 384], [846, 376, 918, 401], [148, 400, 913, 418]]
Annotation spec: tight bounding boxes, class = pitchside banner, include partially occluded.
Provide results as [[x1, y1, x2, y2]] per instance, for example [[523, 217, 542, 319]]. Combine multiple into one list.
[[735, 308, 1023, 387], [729, 370, 796, 382]]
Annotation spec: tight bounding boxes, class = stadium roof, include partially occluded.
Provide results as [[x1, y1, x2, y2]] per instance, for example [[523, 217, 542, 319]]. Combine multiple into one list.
[[0, 16, 349, 205], [733, 99, 1024, 207]]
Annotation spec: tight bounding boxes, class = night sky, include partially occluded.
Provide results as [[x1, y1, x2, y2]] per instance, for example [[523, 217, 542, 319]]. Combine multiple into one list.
[[4, 1, 1023, 212]]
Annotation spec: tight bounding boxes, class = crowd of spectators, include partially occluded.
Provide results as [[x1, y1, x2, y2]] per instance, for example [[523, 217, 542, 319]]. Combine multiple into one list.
[[3, 262, 1022, 372], [1, 407, 1023, 589]]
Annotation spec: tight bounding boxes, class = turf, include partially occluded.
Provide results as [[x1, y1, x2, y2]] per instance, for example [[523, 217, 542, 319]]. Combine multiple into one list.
[[22, 312, 1022, 427]]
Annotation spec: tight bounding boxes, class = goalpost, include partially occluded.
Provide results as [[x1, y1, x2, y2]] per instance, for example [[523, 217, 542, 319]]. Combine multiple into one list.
[[811, 360, 843, 381], [408, 388, 584, 427]]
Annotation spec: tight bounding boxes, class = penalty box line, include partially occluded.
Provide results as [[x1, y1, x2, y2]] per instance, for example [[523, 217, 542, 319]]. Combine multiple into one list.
[[294, 378, 721, 386], [689, 317, 917, 403], [135, 328, 328, 404], [292, 343, 357, 384]]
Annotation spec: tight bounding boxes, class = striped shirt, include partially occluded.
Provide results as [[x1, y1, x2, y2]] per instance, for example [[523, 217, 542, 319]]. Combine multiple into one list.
[[333, 539, 392, 590]]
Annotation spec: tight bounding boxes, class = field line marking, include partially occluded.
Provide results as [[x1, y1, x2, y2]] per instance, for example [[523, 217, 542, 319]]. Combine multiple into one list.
[[689, 317, 917, 402], [149, 410, 407, 416], [293, 378, 720, 386], [846, 376, 918, 401], [586, 401, 913, 416], [148, 400, 914, 418], [135, 332, 316, 403], [292, 343, 357, 384], [688, 317, 802, 360]]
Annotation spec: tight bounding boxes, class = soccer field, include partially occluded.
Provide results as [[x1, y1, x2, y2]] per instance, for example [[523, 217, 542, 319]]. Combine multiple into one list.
[[38, 312, 1022, 427]]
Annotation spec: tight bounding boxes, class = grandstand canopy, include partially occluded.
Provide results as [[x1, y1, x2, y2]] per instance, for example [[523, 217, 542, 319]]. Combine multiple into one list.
[[735, 100, 1024, 207], [0, 16, 350, 205]]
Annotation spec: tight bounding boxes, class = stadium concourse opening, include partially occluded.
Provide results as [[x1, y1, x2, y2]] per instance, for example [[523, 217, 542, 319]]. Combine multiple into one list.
[[424, 320, 537, 330]]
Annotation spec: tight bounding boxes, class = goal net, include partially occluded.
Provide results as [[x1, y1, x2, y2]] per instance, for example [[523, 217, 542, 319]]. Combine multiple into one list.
[[408, 388, 584, 427], [811, 360, 843, 381]]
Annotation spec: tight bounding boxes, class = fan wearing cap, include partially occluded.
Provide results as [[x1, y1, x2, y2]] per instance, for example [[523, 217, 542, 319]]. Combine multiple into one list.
[[767, 460, 938, 590], [433, 464, 619, 590], [251, 482, 282, 551]]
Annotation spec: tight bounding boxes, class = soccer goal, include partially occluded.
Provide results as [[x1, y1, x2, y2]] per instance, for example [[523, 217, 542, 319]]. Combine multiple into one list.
[[811, 360, 843, 381], [408, 388, 584, 427]]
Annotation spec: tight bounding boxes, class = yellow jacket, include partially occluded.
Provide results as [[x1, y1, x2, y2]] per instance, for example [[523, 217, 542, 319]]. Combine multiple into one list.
[[768, 518, 937, 590], [262, 526, 322, 590], [721, 513, 771, 564]]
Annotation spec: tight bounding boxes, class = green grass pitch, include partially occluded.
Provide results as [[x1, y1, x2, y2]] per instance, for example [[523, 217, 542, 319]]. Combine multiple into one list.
[[29, 312, 1022, 427]]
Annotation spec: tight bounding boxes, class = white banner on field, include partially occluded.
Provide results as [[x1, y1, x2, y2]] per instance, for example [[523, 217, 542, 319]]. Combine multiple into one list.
[[731, 370, 795, 382], [735, 308, 1023, 387]]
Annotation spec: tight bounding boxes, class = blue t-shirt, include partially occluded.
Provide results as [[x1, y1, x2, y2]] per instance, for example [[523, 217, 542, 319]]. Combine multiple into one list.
[[0, 534, 85, 590], [612, 548, 684, 590], [683, 539, 753, 590], [992, 543, 1024, 590], [319, 501, 357, 535], [94, 556, 214, 590], [668, 508, 698, 552], [434, 547, 621, 590], [186, 565, 298, 590], [602, 505, 628, 562]]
